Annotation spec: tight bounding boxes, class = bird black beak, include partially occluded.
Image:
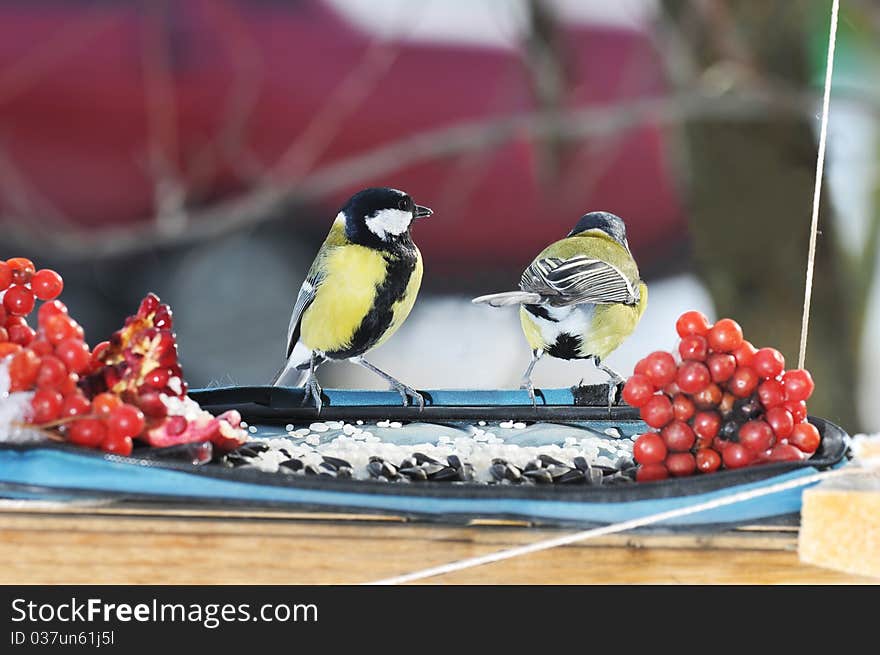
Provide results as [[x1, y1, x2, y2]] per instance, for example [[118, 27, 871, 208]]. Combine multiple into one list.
[[415, 204, 433, 218]]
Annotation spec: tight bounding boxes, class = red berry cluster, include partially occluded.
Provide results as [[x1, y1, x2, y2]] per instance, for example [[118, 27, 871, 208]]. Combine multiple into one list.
[[623, 311, 819, 482], [1, 257, 245, 456], [0, 258, 137, 454]]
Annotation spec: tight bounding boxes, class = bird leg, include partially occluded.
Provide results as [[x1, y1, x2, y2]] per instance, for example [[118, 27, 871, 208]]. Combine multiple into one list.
[[301, 352, 326, 412], [350, 357, 425, 410], [519, 349, 544, 408], [593, 356, 625, 412]]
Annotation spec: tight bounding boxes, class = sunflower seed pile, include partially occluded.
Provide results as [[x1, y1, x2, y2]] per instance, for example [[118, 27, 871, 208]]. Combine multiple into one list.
[[220, 419, 638, 486]]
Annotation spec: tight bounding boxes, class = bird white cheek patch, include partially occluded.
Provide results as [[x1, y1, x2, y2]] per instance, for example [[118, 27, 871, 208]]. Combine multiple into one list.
[[365, 208, 412, 239]]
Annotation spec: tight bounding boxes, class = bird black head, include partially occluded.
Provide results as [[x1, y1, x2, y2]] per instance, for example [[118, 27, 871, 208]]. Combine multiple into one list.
[[340, 187, 432, 248], [568, 211, 630, 250]]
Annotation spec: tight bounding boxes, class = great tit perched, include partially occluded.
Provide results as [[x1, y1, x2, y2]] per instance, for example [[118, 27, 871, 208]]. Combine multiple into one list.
[[473, 211, 647, 405], [272, 187, 432, 411]]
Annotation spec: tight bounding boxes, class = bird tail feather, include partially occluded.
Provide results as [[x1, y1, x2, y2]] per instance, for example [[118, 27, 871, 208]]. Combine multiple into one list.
[[270, 342, 312, 387], [471, 291, 543, 307]]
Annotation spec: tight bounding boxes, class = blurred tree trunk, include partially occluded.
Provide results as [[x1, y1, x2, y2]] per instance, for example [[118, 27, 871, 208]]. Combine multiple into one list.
[[659, 1, 859, 429]]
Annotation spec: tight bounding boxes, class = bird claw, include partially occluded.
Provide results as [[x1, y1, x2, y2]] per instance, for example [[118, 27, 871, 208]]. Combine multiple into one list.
[[520, 380, 538, 409], [302, 377, 324, 413], [605, 377, 623, 415], [392, 384, 425, 410]]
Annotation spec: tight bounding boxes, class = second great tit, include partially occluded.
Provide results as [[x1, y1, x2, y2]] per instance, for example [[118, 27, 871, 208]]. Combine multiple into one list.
[[272, 187, 433, 411], [473, 211, 647, 406]]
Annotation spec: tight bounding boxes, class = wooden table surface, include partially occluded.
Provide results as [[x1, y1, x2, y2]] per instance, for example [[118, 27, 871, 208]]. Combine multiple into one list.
[[0, 501, 874, 584]]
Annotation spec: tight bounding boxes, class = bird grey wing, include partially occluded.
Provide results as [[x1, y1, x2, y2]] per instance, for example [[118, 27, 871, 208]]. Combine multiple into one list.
[[520, 256, 639, 306], [285, 275, 320, 358]]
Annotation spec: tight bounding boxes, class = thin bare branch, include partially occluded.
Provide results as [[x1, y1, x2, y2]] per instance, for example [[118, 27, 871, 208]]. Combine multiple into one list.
[[4, 85, 866, 258], [141, 0, 186, 236]]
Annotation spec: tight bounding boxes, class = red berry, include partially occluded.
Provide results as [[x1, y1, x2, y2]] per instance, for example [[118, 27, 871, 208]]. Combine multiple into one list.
[[107, 404, 146, 439], [36, 355, 67, 388], [31, 269, 64, 300], [93, 392, 122, 418], [29, 389, 63, 424], [0, 326, 7, 342], [0, 261, 11, 290], [732, 341, 757, 367], [3, 285, 35, 316], [707, 353, 736, 383], [640, 395, 674, 429], [739, 420, 775, 453], [677, 360, 711, 394], [29, 336, 53, 356], [43, 314, 77, 345], [753, 348, 785, 379], [636, 463, 669, 482], [55, 338, 90, 374], [642, 351, 677, 388], [663, 382, 681, 397], [765, 407, 795, 439], [661, 420, 696, 452], [693, 382, 722, 410], [67, 418, 106, 447], [37, 300, 68, 327], [101, 433, 133, 456], [790, 422, 820, 454], [0, 342, 22, 357], [678, 336, 709, 362], [757, 379, 786, 409], [722, 443, 753, 469], [633, 433, 668, 465], [675, 311, 712, 338], [672, 393, 695, 422], [707, 318, 744, 353], [634, 358, 651, 378], [692, 411, 722, 441], [7, 258, 35, 285], [782, 369, 815, 402], [7, 321, 35, 346], [622, 374, 655, 408], [59, 372, 79, 395], [784, 400, 808, 423], [9, 348, 40, 391], [766, 443, 806, 462], [666, 452, 696, 477], [696, 448, 722, 473], [61, 393, 91, 418], [90, 340, 110, 371], [729, 366, 759, 398]]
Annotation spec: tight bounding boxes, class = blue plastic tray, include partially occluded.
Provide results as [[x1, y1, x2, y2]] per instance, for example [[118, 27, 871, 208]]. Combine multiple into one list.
[[0, 386, 850, 527]]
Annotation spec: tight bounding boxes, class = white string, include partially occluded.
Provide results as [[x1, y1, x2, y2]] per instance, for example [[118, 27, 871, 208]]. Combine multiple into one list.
[[799, 0, 840, 369], [366, 0, 843, 586], [367, 468, 863, 585]]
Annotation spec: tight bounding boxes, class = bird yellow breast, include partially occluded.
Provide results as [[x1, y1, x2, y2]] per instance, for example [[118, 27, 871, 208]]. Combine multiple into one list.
[[580, 281, 648, 360], [519, 307, 546, 351], [299, 245, 389, 353]]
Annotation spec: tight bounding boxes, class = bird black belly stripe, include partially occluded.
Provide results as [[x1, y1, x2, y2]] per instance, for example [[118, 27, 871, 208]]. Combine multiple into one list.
[[524, 304, 558, 322], [328, 248, 416, 359], [548, 333, 583, 360]]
